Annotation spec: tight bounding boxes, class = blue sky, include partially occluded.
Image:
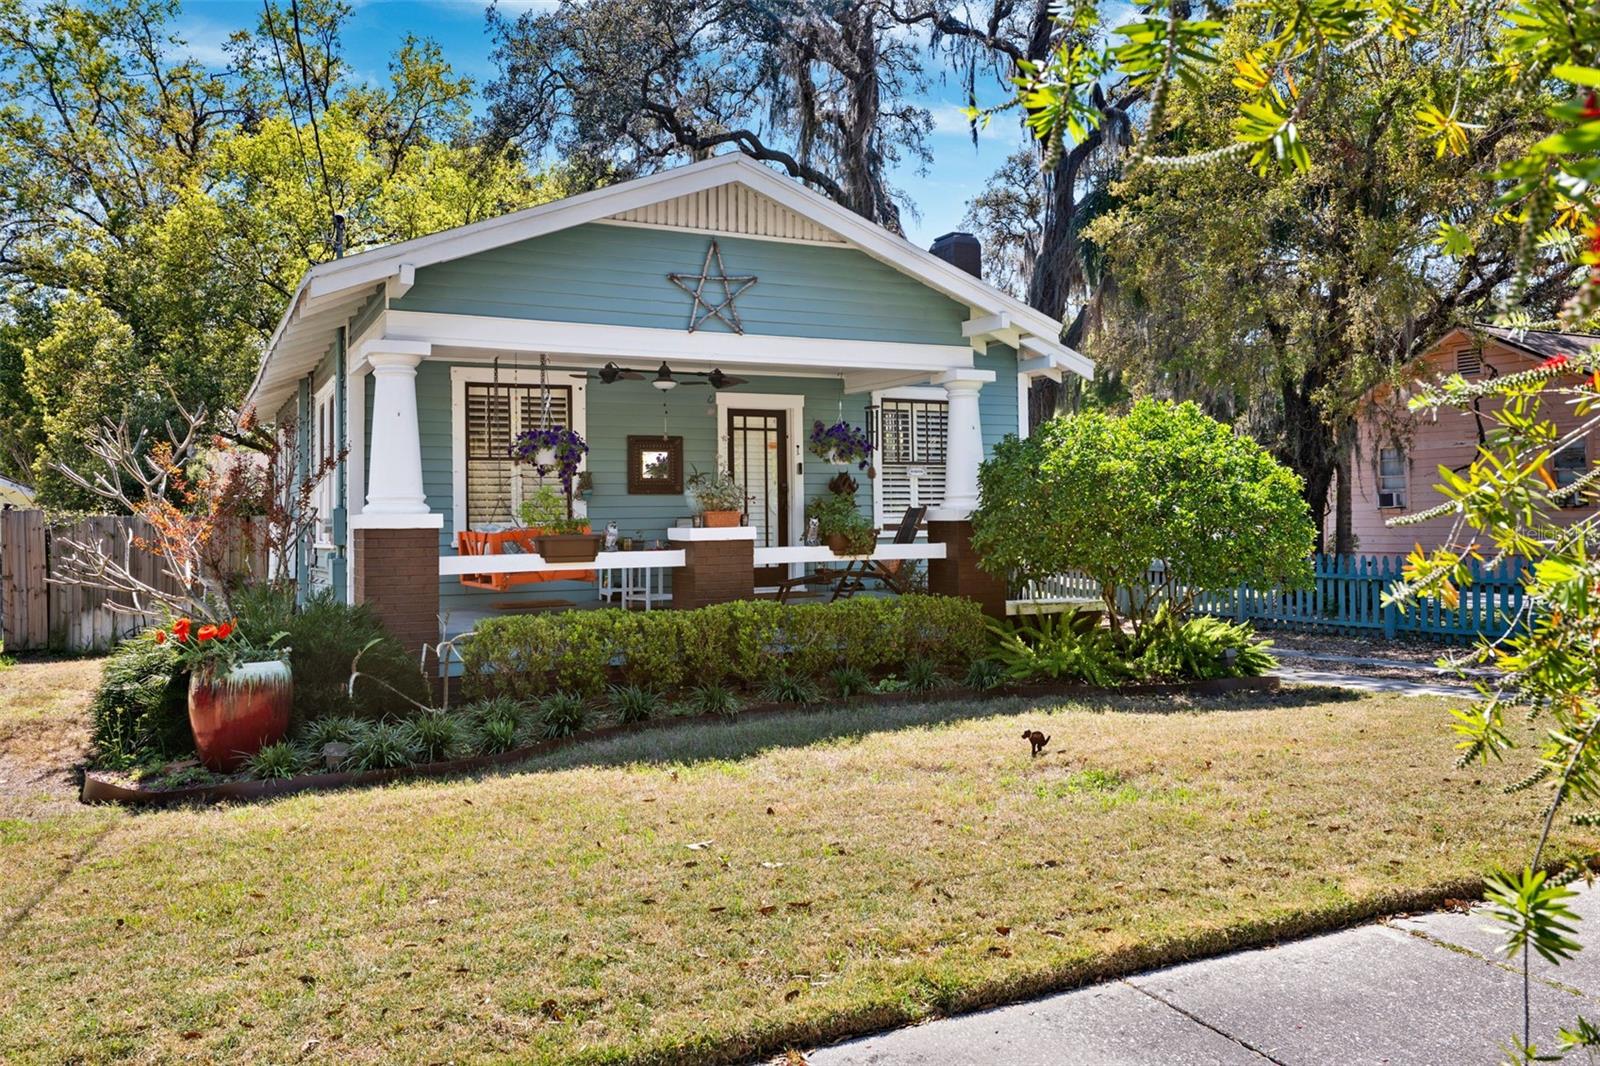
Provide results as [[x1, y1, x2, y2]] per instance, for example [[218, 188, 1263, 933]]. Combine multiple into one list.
[[174, 0, 1033, 249]]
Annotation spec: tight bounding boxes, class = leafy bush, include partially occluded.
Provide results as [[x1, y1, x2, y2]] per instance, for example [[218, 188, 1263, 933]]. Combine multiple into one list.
[[990, 614, 1132, 687], [232, 586, 429, 720], [462, 695, 532, 731], [608, 683, 663, 724], [760, 672, 822, 705], [539, 691, 589, 738], [904, 657, 943, 693], [409, 710, 474, 763], [298, 714, 363, 751], [245, 741, 306, 780], [346, 721, 420, 771], [475, 715, 521, 754], [963, 658, 1008, 691], [691, 682, 739, 718], [1132, 609, 1278, 680], [829, 665, 869, 698], [973, 400, 1315, 628], [89, 630, 189, 768]]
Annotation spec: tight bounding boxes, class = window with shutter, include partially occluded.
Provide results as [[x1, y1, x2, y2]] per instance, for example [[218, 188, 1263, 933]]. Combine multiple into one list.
[[877, 398, 947, 525], [465, 382, 573, 527]]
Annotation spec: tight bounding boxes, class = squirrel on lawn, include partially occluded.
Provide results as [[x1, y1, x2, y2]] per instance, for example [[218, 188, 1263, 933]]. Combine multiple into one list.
[[1022, 729, 1050, 757]]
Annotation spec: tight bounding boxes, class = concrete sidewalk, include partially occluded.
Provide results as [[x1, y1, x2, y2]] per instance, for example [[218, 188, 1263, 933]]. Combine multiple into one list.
[[804, 887, 1600, 1065]]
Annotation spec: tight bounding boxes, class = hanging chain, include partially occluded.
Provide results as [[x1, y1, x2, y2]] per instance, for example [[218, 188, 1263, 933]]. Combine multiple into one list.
[[539, 352, 553, 429]]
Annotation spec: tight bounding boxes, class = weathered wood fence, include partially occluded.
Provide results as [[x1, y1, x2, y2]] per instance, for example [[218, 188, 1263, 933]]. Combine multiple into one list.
[[0, 509, 267, 653], [1019, 554, 1528, 644]]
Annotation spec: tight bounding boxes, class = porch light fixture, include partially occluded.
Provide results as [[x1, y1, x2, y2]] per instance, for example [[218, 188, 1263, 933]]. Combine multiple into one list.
[[597, 362, 749, 391], [652, 362, 677, 391]]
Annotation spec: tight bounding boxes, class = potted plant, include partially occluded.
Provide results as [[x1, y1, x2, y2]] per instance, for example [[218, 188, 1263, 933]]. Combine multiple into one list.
[[519, 484, 602, 562], [806, 492, 878, 555], [809, 420, 875, 476], [156, 618, 291, 772], [686, 468, 748, 527]]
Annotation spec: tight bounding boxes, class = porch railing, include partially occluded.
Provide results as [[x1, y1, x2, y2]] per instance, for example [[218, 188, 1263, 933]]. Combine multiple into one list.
[[1014, 554, 1529, 644]]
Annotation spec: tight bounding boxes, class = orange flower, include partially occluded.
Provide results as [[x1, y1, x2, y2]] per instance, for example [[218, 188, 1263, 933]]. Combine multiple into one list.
[[196, 624, 218, 642], [154, 629, 167, 644], [172, 618, 192, 641], [217, 621, 234, 640]]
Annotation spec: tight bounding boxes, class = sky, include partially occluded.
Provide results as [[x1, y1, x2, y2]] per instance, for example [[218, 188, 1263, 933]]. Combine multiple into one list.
[[174, 0, 1035, 250]]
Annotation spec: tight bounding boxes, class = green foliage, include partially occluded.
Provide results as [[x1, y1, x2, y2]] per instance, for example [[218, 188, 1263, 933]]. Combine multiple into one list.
[[806, 491, 877, 555], [89, 630, 189, 768], [539, 691, 589, 739], [463, 696, 534, 732], [408, 711, 474, 763], [475, 715, 522, 755], [1485, 867, 1584, 967], [232, 587, 428, 720], [963, 658, 1008, 692], [346, 721, 421, 771], [691, 683, 740, 719], [608, 683, 663, 725], [297, 715, 363, 751], [989, 614, 1132, 688], [975, 401, 1314, 628], [759, 672, 823, 706], [829, 665, 870, 699], [461, 597, 986, 700], [904, 657, 943, 693], [245, 741, 307, 781], [518, 485, 588, 534], [1131, 609, 1278, 680]]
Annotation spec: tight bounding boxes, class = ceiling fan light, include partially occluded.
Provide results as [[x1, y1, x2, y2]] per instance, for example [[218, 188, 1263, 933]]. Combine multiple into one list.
[[651, 362, 677, 391]]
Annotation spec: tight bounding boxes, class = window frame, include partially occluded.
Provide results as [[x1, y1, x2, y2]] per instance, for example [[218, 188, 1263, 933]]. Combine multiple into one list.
[[1376, 446, 1407, 510], [451, 365, 588, 536], [1554, 440, 1589, 509], [870, 387, 948, 530]]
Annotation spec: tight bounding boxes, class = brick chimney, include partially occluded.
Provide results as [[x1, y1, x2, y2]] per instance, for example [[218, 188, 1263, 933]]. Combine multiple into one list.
[[929, 231, 982, 278]]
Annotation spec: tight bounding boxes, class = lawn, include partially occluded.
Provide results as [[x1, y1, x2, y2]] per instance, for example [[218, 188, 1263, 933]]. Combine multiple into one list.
[[1, 675, 1594, 1064], [0, 654, 102, 817]]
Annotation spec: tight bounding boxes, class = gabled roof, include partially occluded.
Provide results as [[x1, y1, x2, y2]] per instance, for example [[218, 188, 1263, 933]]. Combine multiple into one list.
[[246, 154, 1091, 412], [1473, 324, 1600, 362]]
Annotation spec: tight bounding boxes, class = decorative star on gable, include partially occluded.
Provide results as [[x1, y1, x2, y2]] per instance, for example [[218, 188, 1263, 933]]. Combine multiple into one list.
[[667, 239, 758, 334]]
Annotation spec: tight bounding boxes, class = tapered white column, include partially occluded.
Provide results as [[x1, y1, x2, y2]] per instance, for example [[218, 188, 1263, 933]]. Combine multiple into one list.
[[932, 370, 993, 519], [361, 345, 432, 520]]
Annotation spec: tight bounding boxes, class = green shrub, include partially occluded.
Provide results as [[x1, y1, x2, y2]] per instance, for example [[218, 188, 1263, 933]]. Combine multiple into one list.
[[829, 665, 870, 698], [462, 695, 532, 730], [901, 595, 988, 670], [610, 612, 688, 691], [245, 741, 306, 780], [298, 714, 363, 751], [475, 715, 521, 754], [759, 672, 822, 705], [539, 691, 589, 738], [608, 683, 662, 724], [346, 721, 420, 771], [990, 614, 1132, 687], [89, 630, 189, 768], [551, 611, 615, 696], [408, 710, 474, 763], [232, 586, 429, 720], [904, 657, 943, 693], [963, 658, 1008, 692], [1132, 610, 1278, 680], [691, 682, 739, 718]]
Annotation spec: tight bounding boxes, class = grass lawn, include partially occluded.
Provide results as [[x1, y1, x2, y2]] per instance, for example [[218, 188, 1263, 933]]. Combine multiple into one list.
[[1, 676, 1594, 1064], [0, 654, 103, 817]]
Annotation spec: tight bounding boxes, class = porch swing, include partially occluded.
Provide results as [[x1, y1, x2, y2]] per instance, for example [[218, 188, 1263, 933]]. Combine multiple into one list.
[[456, 353, 596, 592]]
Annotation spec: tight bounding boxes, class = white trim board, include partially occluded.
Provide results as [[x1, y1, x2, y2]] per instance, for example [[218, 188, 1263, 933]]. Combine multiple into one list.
[[715, 392, 806, 579], [449, 365, 590, 543]]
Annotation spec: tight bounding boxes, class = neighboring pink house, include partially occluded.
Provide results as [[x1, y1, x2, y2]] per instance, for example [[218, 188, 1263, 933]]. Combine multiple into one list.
[[1348, 324, 1600, 555]]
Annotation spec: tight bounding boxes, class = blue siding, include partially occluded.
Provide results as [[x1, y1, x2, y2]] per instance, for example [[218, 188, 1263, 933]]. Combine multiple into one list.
[[349, 289, 384, 346], [393, 224, 969, 346], [977, 342, 1020, 450]]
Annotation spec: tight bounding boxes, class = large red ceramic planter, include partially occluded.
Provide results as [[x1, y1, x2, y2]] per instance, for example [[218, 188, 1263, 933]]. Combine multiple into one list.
[[188, 660, 293, 772]]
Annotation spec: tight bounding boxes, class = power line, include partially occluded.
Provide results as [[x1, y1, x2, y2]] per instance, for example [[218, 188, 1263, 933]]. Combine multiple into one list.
[[286, 0, 339, 246], [260, 1, 315, 196]]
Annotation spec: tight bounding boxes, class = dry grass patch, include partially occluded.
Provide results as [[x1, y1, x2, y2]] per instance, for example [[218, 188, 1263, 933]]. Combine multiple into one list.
[[0, 655, 102, 815], [1, 687, 1594, 1064]]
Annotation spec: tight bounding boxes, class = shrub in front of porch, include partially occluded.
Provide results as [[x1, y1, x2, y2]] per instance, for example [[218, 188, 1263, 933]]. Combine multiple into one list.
[[458, 595, 988, 701]]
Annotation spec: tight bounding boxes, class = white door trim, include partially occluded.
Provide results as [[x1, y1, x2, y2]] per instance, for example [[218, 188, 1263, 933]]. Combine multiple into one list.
[[716, 391, 806, 578]]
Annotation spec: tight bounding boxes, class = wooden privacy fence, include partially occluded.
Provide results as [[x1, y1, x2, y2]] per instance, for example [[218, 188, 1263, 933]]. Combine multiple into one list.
[[0, 509, 268, 653], [1019, 554, 1529, 644]]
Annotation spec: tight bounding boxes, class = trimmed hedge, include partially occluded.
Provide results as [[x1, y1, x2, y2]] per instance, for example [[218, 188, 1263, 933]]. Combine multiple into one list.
[[460, 595, 988, 700]]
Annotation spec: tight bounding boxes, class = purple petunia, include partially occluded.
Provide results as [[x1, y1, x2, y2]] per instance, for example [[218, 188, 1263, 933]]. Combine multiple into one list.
[[508, 426, 589, 495], [808, 420, 873, 468]]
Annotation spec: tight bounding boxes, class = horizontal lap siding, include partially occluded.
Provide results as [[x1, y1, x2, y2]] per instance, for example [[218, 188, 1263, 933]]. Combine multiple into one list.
[[391, 224, 969, 345], [977, 343, 1019, 449]]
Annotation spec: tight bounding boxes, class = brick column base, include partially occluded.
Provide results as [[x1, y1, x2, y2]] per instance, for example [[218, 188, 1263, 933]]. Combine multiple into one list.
[[353, 527, 440, 654], [927, 519, 1007, 619], [672, 538, 754, 609]]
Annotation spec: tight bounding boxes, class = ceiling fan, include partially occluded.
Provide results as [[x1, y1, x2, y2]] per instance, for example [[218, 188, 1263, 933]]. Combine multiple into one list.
[[594, 361, 748, 391]]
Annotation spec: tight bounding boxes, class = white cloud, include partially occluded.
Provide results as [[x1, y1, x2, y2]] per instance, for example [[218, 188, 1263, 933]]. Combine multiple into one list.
[[928, 103, 1015, 142]]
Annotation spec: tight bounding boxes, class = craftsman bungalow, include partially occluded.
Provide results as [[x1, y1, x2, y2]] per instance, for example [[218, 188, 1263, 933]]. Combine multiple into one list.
[[245, 154, 1091, 654]]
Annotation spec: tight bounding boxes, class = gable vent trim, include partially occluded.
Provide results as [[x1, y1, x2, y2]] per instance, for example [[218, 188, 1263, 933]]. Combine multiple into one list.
[[603, 184, 847, 245]]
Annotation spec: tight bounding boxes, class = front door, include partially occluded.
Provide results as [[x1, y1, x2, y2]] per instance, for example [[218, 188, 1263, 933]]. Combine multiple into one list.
[[726, 408, 790, 586]]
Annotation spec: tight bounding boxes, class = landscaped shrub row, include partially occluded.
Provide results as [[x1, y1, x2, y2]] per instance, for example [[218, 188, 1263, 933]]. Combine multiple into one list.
[[459, 595, 989, 700], [989, 606, 1278, 686]]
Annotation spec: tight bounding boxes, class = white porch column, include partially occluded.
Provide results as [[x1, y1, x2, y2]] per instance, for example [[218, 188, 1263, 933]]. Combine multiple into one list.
[[360, 343, 433, 519], [932, 369, 994, 519]]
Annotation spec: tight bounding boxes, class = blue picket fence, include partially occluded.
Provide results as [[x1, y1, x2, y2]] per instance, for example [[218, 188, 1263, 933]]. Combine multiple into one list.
[[1019, 554, 1529, 644]]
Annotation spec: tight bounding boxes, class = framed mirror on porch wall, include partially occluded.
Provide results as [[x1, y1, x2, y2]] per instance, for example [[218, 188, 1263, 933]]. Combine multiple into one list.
[[715, 392, 805, 589]]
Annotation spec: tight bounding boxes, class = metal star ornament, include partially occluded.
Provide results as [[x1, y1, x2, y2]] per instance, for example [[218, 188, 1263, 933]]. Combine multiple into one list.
[[667, 239, 758, 333]]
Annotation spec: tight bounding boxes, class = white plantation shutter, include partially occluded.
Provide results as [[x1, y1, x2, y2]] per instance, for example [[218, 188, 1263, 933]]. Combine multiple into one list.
[[465, 382, 572, 526], [877, 398, 947, 524]]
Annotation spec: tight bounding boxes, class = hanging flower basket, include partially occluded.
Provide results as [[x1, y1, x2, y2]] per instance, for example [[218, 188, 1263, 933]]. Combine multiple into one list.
[[508, 426, 589, 500], [809, 420, 875, 476]]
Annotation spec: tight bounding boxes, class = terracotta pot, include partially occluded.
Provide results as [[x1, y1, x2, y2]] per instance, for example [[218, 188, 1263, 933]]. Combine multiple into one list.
[[538, 532, 603, 562], [188, 660, 292, 772], [702, 510, 742, 528], [825, 532, 850, 553]]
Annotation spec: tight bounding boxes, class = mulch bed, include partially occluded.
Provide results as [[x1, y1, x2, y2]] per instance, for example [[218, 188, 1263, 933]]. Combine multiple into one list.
[[80, 675, 1279, 807]]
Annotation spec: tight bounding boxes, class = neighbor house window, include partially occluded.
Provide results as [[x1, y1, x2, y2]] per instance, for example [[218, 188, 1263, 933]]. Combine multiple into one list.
[[1377, 447, 1406, 509], [876, 397, 947, 524], [464, 381, 572, 527], [1554, 441, 1589, 508]]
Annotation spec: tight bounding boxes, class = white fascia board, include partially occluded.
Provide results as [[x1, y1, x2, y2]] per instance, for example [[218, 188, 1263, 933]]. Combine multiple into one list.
[[383, 310, 975, 373], [1019, 334, 1095, 380], [841, 370, 938, 394]]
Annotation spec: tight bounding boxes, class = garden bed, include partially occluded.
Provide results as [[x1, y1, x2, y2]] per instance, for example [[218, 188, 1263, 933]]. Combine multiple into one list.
[[80, 675, 1278, 806]]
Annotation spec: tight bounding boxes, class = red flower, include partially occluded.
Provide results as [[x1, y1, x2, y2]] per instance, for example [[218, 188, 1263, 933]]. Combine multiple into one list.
[[172, 618, 192, 641], [217, 621, 234, 640], [1541, 354, 1571, 370], [1583, 91, 1600, 120], [154, 629, 167, 644], [196, 624, 218, 642]]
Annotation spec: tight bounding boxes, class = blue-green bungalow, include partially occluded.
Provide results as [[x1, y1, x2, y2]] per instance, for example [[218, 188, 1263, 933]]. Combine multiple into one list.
[[245, 155, 1092, 653]]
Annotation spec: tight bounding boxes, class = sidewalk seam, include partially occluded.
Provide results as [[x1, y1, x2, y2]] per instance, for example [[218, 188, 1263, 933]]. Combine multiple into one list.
[[1122, 979, 1286, 1065]]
